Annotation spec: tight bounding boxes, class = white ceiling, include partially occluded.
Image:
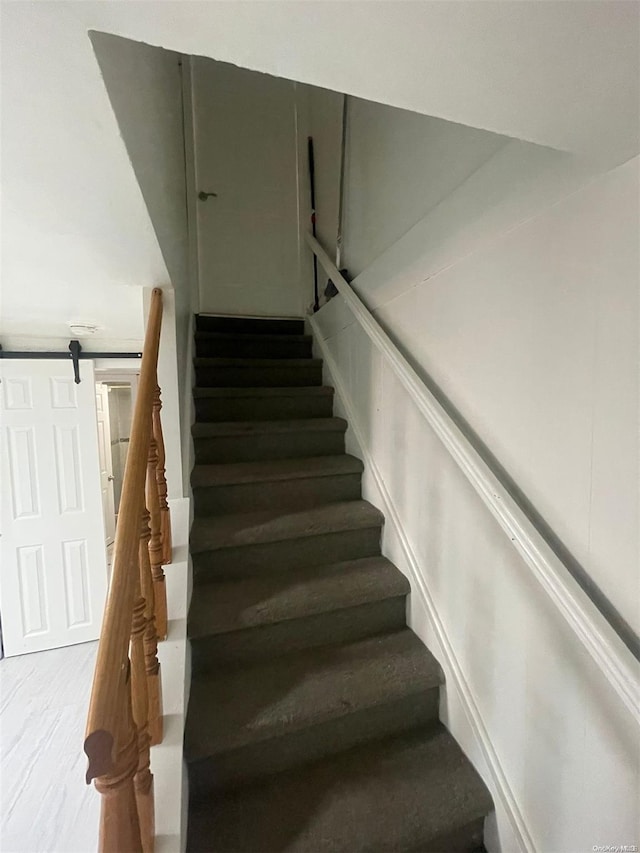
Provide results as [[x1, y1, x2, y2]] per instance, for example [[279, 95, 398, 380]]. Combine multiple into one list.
[[1, 1, 638, 339]]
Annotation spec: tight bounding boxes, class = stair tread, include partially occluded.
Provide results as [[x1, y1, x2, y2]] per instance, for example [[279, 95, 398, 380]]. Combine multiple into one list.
[[195, 357, 322, 368], [195, 331, 312, 344], [187, 724, 492, 853], [187, 319, 492, 851], [196, 316, 304, 336], [192, 455, 363, 488], [194, 385, 333, 399], [186, 630, 440, 761], [190, 500, 383, 554], [189, 556, 410, 639], [192, 417, 346, 438]]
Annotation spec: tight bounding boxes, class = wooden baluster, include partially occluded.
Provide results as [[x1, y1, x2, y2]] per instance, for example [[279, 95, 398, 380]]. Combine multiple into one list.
[[89, 666, 142, 853], [147, 435, 167, 641], [140, 508, 163, 747], [152, 384, 172, 565], [130, 544, 154, 853]]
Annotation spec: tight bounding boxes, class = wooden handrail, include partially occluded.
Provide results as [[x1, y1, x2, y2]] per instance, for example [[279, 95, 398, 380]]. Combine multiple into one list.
[[84, 288, 171, 852]]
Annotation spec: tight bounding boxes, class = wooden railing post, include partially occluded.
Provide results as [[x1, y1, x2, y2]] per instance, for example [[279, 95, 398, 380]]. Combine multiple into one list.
[[146, 435, 167, 642], [152, 383, 172, 565], [140, 508, 163, 747], [90, 668, 142, 853], [130, 541, 154, 853], [85, 288, 165, 853]]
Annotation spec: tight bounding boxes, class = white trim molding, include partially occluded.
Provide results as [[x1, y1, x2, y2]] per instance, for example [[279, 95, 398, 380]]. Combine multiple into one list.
[[306, 231, 640, 726]]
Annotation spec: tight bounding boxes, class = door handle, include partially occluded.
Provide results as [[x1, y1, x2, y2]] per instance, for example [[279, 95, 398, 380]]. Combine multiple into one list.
[[198, 191, 218, 201]]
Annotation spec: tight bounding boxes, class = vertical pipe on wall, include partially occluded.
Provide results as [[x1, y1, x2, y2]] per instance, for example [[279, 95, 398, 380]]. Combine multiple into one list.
[[335, 95, 349, 270], [308, 136, 320, 312]]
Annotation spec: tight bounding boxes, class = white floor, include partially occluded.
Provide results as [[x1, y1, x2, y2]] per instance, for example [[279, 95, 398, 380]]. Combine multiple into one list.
[[0, 498, 190, 853], [0, 641, 101, 853]]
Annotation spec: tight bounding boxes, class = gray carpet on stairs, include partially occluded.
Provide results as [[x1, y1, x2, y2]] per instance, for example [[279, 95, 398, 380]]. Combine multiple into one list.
[[186, 315, 492, 852]]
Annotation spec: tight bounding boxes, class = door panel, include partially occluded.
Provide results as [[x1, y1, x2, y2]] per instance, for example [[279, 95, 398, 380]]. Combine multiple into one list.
[[0, 360, 108, 656], [192, 58, 302, 317]]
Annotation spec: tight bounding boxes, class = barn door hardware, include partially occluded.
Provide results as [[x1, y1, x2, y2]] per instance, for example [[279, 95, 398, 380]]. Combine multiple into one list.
[[0, 342, 142, 383]]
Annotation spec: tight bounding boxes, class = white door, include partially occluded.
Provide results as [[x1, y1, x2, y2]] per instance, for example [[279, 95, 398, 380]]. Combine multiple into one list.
[[0, 360, 108, 656], [95, 383, 116, 546], [192, 57, 302, 317]]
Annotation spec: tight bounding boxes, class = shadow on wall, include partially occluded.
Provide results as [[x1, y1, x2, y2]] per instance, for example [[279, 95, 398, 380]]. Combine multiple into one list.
[[341, 97, 510, 278], [89, 30, 189, 296]]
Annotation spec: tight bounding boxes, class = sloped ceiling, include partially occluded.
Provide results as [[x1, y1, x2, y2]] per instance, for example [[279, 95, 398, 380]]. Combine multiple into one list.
[[1, 1, 638, 339]]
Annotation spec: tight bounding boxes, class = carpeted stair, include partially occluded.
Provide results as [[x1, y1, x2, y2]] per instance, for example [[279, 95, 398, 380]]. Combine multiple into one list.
[[186, 314, 493, 852]]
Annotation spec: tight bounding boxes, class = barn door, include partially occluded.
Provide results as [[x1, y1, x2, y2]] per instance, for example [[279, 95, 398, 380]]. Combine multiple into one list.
[[0, 360, 108, 656]]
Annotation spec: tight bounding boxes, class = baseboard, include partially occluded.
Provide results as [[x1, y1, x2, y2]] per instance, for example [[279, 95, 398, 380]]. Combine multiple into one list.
[[312, 325, 535, 853]]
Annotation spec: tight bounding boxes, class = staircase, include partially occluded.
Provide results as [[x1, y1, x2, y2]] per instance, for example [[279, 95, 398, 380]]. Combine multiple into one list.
[[186, 315, 493, 852]]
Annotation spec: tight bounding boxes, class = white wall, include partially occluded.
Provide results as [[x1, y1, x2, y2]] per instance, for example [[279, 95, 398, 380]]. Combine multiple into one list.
[[90, 32, 194, 498], [2, 1, 638, 358], [90, 34, 188, 302], [342, 100, 508, 275], [305, 86, 344, 258], [0, 5, 169, 349], [313, 153, 640, 850], [345, 141, 640, 641], [0, 285, 145, 354]]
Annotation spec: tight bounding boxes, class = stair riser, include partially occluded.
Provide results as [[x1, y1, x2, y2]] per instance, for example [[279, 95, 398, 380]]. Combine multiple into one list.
[[190, 597, 408, 672], [188, 689, 439, 796], [193, 527, 382, 582], [194, 430, 345, 464], [195, 395, 334, 422], [196, 317, 305, 336], [193, 474, 362, 516], [196, 338, 312, 360], [195, 365, 323, 387]]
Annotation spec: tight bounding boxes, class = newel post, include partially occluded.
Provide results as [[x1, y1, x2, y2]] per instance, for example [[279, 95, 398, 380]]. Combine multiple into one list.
[[152, 383, 172, 565], [87, 667, 142, 853]]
